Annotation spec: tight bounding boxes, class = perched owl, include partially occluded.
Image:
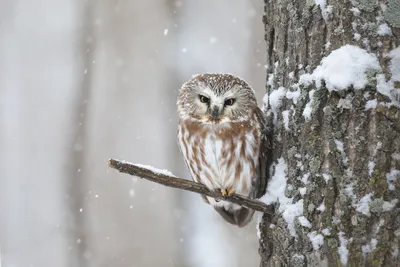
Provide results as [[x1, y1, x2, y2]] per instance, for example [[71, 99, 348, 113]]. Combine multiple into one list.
[[177, 73, 267, 227]]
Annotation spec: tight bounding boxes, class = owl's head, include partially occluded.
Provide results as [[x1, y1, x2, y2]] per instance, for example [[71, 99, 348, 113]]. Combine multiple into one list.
[[177, 73, 258, 124]]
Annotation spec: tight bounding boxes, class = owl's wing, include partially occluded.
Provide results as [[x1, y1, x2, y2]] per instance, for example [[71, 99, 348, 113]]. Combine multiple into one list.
[[253, 107, 269, 199]]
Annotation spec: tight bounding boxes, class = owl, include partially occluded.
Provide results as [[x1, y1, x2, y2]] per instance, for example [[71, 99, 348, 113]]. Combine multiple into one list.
[[177, 73, 267, 227]]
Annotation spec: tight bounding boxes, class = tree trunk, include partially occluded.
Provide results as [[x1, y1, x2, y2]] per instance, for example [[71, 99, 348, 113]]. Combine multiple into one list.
[[65, 1, 94, 264], [259, 0, 400, 266]]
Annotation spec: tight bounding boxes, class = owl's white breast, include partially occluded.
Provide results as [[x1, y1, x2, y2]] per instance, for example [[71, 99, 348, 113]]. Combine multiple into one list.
[[178, 120, 261, 211], [202, 125, 259, 210]]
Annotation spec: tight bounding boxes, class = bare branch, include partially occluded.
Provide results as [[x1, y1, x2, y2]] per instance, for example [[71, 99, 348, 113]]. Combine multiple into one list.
[[108, 158, 273, 214]]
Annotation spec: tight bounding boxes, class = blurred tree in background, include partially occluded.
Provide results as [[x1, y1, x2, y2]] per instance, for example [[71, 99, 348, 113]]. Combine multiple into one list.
[[0, 0, 266, 266]]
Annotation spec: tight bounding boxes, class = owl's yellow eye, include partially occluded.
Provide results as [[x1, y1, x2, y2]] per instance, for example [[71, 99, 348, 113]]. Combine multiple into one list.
[[224, 98, 235, 106], [199, 95, 210, 104]]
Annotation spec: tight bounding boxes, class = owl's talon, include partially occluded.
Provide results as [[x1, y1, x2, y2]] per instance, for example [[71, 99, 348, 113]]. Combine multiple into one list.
[[226, 188, 233, 197], [220, 188, 227, 198]]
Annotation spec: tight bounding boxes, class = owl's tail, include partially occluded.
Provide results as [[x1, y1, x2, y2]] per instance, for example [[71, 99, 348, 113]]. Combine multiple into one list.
[[214, 206, 255, 227]]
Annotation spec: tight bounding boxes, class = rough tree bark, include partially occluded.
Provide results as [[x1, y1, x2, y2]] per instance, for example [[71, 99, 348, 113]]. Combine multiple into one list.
[[259, 0, 399, 266]]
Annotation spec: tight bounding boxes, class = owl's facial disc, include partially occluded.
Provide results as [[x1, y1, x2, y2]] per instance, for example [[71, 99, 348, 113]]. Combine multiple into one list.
[[177, 74, 258, 124], [196, 90, 238, 124]]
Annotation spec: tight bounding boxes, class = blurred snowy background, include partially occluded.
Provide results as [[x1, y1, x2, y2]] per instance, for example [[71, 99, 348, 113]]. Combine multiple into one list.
[[0, 0, 266, 266]]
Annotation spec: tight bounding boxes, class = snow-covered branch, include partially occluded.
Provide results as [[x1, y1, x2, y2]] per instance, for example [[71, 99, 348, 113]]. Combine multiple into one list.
[[108, 158, 272, 214]]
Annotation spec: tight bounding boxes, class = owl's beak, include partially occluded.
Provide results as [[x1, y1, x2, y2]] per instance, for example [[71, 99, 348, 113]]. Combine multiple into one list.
[[211, 106, 220, 120]]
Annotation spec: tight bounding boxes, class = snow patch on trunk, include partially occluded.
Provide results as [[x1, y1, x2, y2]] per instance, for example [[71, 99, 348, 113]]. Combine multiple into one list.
[[302, 90, 316, 120], [362, 238, 378, 255], [307, 231, 324, 250], [386, 169, 400, 191], [269, 87, 287, 122], [355, 193, 373, 217], [298, 45, 381, 91], [260, 158, 304, 237], [338, 232, 351, 266]]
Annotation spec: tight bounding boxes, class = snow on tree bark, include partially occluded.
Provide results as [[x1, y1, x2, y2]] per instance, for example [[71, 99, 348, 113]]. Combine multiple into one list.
[[259, 0, 400, 266]]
